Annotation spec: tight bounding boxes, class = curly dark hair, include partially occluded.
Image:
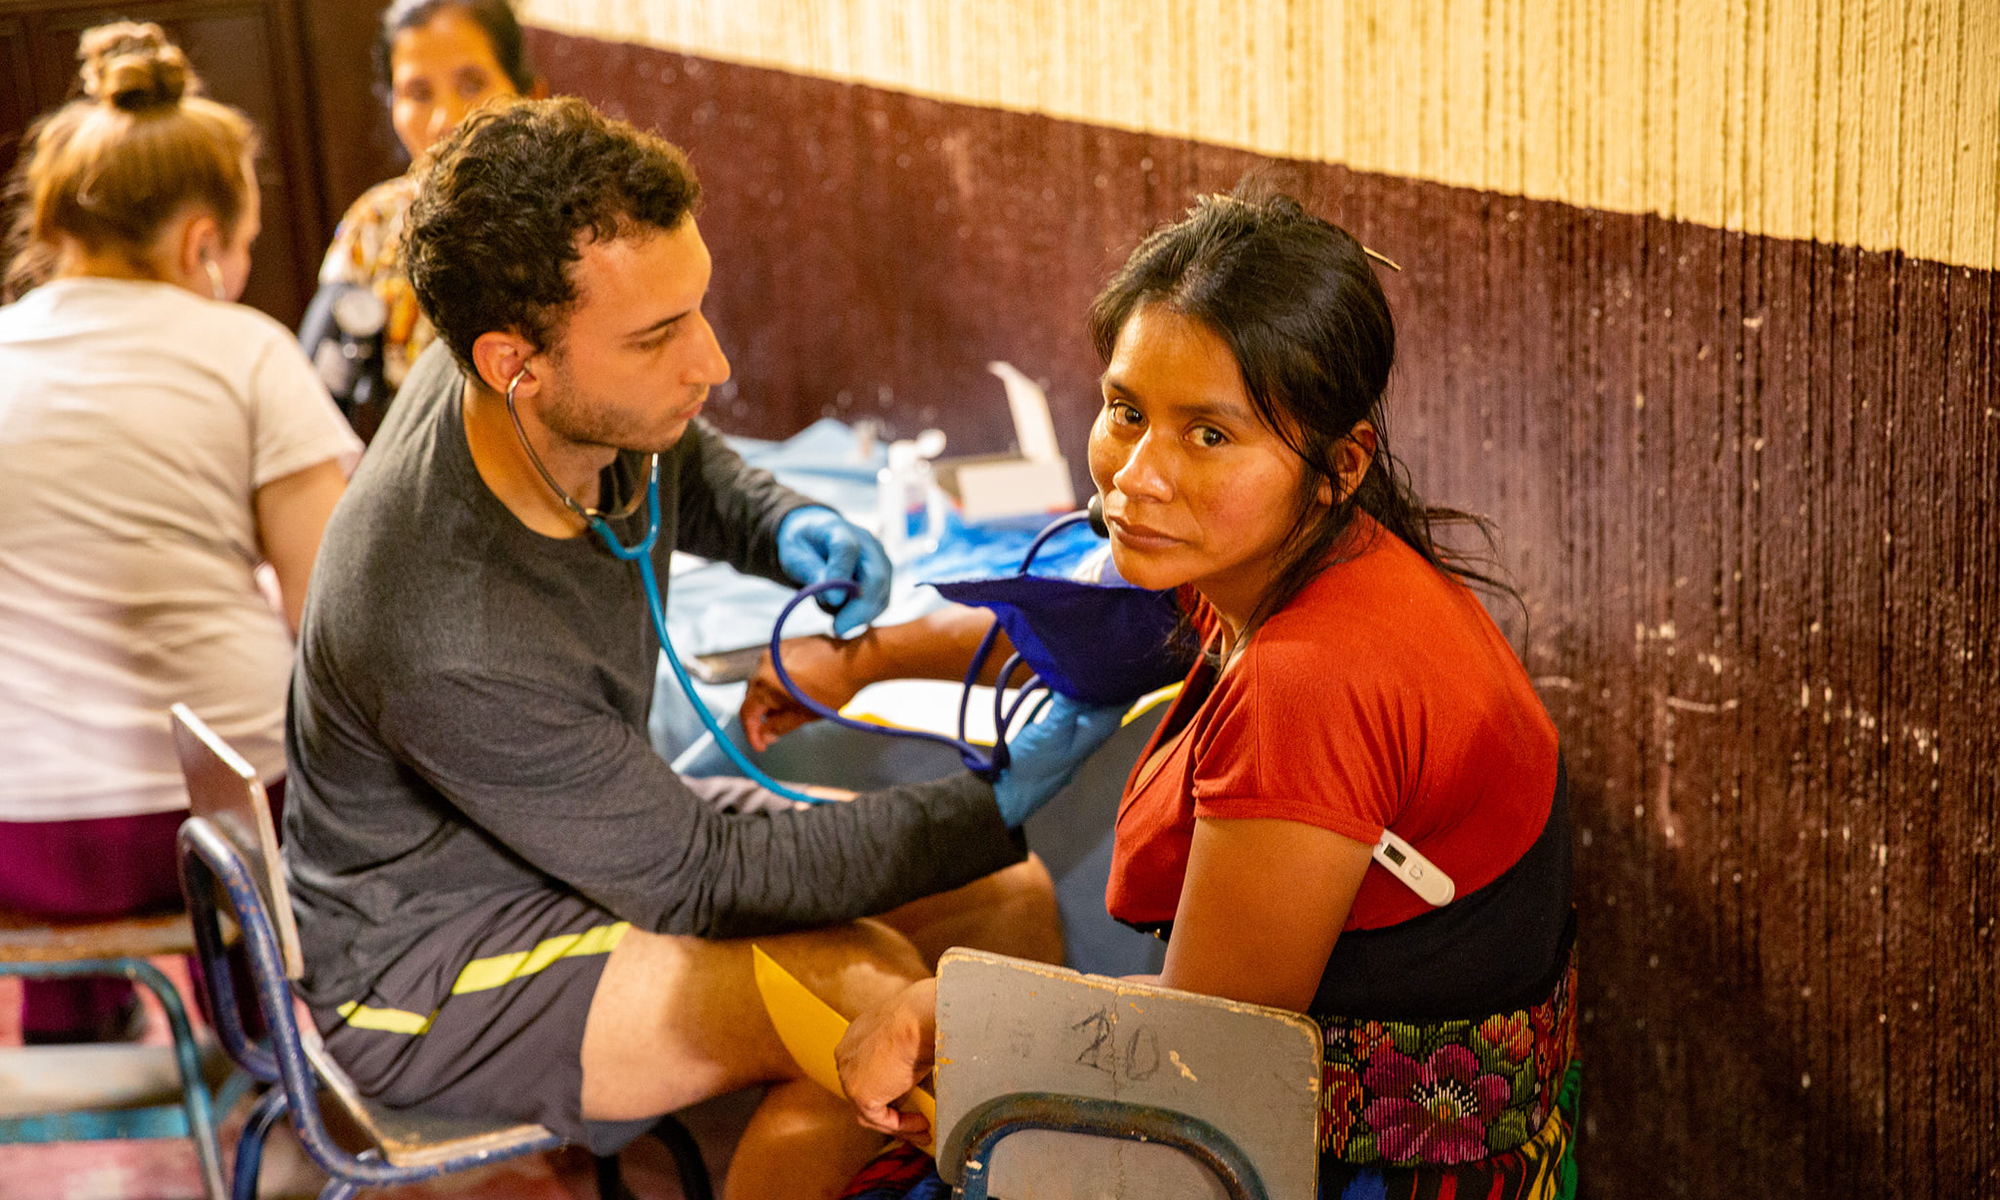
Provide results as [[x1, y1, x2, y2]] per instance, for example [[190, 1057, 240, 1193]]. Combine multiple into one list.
[[1090, 182, 1519, 640], [404, 96, 701, 378]]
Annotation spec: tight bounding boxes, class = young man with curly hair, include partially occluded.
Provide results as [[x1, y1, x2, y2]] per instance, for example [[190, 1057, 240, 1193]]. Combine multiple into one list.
[[282, 97, 1117, 1197]]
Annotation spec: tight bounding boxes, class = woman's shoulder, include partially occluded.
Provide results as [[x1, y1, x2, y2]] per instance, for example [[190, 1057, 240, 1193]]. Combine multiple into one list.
[[338, 173, 421, 225], [19, 278, 294, 347], [321, 173, 420, 285], [182, 292, 313, 361], [1257, 527, 1429, 643], [1244, 521, 1524, 706]]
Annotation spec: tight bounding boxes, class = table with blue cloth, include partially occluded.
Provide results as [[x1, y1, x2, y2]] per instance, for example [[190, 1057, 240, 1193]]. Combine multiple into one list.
[[654, 420, 1166, 976]]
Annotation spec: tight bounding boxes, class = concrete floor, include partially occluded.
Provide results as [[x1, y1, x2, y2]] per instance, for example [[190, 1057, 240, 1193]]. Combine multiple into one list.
[[0, 971, 747, 1200]]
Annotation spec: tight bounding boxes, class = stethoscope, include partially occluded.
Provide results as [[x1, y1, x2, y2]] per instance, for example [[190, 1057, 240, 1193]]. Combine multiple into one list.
[[505, 368, 1082, 806]]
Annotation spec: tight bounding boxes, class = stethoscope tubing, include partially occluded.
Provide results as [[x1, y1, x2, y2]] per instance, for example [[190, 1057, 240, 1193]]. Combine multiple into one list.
[[582, 445, 1098, 801], [763, 581, 1033, 779], [591, 463, 840, 805], [758, 505, 1098, 781]]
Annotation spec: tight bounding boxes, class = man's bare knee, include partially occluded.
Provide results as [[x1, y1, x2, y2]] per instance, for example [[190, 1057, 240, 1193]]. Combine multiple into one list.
[[879, 852, 1064, 968], [759, 918, 928, 1016], [578, 920, 926, 1123]]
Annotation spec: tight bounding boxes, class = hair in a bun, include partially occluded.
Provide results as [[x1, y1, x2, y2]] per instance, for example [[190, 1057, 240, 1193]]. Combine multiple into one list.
[[78, 22, 197, 113], [3, 21, 253, 299]]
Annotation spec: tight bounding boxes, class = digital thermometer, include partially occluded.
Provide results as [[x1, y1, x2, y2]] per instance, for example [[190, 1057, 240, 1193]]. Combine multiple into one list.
[[1373, 829, 1455, 907]]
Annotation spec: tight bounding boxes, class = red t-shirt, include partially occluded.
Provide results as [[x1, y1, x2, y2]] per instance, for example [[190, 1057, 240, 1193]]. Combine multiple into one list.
[[1105, 516, 1559, 932]]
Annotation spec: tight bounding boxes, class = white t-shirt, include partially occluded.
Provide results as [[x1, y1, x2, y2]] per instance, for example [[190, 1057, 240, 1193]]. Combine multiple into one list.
[[0, 278, 362, 821]]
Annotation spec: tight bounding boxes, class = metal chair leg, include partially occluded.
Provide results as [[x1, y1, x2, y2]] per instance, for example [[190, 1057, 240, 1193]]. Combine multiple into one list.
[[653, 1114, 713, 1200], [128, 956, 228, 1200], [592, 1114, 711, 1200], [233, 1085, 290, 1200], [594, 1149, 635, 1200]]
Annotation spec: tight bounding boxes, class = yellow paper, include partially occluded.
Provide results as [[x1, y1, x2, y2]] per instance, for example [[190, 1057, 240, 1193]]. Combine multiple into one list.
[[750, 945, 936, 1152]]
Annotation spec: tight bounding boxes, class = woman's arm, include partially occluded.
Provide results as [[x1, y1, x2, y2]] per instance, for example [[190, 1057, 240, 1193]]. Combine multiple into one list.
[[1160, 816, 1374, 1011], [739, 605, 1015, 750], [253, 459, 348, 636]]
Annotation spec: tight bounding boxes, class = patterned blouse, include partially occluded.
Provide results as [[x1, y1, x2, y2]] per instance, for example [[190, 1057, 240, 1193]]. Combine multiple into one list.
[[319, 173, 430, 393]]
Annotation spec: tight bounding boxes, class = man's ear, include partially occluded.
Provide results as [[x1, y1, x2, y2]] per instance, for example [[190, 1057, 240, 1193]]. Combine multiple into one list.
[[470, 331, 537, 398], [1327, 421, 1378, 505]]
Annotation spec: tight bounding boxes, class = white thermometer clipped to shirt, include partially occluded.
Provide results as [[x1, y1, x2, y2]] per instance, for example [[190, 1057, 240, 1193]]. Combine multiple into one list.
[[1374, 829, 1455, 907]]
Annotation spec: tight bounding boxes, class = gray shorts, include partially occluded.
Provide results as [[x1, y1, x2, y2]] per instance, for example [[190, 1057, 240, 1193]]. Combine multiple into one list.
[[309, 775, 789, 1154]]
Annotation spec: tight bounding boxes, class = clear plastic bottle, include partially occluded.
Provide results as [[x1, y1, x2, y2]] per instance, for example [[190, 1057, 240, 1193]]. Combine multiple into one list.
[[876, 430, 946, 561]]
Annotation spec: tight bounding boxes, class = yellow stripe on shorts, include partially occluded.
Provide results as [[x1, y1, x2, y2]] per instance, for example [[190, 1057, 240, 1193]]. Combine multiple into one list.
[[336, 1000, 434, 1035], [336, 920, 630, 1036], [451, 921, 630, 995]]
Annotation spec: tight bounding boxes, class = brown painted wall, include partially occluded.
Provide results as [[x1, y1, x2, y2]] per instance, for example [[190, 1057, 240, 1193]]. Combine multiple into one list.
[[528, 29, 1999, 1198], [296, 0, 405, 220]]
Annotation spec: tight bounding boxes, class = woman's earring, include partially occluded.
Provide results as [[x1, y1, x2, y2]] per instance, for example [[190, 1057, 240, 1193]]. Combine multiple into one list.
[[201, 256, 226, 301]]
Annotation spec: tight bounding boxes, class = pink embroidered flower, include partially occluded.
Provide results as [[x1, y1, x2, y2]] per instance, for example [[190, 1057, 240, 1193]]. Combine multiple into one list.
[[1362, 1044, 1511, 1164], [1477, 1012, 1534, 1062]]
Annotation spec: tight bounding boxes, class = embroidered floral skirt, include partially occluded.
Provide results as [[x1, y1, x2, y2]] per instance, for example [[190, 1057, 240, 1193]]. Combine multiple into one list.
[[1315, 942, 1581, 1199]]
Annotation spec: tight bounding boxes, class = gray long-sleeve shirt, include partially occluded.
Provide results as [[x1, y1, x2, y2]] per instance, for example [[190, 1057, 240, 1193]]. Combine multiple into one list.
[[284, 344, 1020, 1007]]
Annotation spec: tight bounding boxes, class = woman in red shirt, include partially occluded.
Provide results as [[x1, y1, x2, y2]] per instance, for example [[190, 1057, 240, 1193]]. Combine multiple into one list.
[[820, 186, 1578, 1198]]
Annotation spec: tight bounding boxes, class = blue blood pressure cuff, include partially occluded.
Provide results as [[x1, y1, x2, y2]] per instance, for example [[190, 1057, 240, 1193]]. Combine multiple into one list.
[[929, 573, 1188, 706]]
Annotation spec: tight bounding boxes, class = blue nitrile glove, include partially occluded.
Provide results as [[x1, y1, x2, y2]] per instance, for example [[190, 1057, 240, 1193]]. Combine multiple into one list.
[[992, 695, 1127, 828], [776, 506, 893, 636]]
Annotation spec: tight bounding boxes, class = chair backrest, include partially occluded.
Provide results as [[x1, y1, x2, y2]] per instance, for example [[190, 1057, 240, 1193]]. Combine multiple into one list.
[[934, 948, 1323, 1200], [169, 703, 304, 981]]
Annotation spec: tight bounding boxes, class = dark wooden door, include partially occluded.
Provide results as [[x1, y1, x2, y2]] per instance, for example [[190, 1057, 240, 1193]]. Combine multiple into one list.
[[0, 0, 326, 327]]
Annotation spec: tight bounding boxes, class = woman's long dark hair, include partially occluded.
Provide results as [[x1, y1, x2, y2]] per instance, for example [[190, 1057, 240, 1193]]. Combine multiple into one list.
[[1088, 183, 1519, 641]]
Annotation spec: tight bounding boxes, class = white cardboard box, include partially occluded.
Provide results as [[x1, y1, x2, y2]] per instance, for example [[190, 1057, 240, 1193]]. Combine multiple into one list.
[[934, 452, 1076, 523]]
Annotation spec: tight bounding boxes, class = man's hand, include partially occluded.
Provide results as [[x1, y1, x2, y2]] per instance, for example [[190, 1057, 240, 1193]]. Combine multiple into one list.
[[740, 635, 870, 751], [775, 507, 892, 636], [835, 977, 937, 1139]]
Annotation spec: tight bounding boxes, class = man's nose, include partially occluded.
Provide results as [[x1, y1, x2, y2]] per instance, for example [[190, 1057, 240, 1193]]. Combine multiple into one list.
[[687, 316, 731, 385]]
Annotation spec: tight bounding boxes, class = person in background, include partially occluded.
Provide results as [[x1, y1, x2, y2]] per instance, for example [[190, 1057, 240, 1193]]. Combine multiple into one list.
[[0, 22, 360, 1043], [808, 188, 1578, 1199], [304, 0, 541, 431]]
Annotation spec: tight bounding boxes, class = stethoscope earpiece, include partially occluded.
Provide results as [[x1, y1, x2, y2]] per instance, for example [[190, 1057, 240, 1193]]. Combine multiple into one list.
[[199, 253, 226, 301], [503, 362, 652, 526]]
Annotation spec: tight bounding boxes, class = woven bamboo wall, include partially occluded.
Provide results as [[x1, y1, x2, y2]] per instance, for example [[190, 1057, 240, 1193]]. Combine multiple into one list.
[[517, 3, 1999, 1194]]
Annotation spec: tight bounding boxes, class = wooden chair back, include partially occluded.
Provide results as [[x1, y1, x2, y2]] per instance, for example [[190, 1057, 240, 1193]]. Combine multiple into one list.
[[935, 948, 1323, 1200], [168, 703, 303, 981]]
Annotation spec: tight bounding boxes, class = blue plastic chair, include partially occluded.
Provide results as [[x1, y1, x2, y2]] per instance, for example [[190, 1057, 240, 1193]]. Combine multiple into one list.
[[169, 704, 711, 1200], [0, 907, 232, 1200]]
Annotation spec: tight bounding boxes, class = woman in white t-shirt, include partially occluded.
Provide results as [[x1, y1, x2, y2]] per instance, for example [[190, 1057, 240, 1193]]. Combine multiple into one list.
[[0, 22, 360, 1042]]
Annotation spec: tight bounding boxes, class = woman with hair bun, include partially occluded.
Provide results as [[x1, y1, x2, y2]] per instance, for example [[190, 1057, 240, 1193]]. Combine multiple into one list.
[[0, 22, 360, 1043]]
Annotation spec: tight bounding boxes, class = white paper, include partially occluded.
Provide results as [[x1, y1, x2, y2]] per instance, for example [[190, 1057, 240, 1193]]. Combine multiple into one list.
[[988, 361, 1063, 463]]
